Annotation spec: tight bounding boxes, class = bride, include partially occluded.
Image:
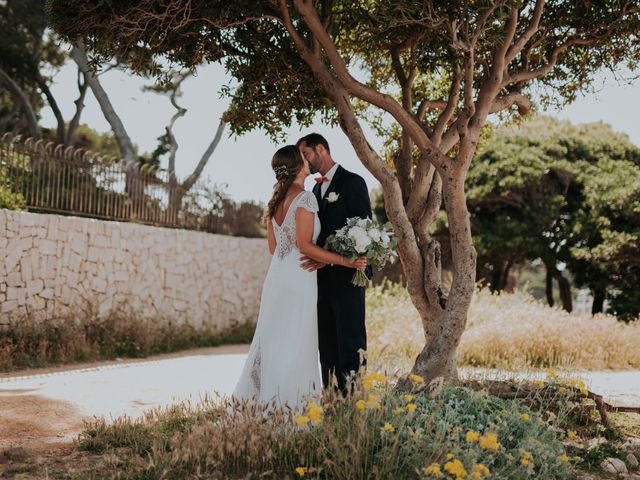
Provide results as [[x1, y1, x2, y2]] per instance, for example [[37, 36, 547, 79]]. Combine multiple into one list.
[[232, 145, 367, 409]]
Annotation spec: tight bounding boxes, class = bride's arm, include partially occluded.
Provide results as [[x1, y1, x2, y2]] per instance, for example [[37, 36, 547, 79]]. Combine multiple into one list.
[[296, 209, 366, 270], [267, 218, 276, 255]]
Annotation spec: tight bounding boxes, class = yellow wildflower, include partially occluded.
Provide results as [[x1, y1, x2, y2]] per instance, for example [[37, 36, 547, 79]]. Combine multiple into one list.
[[356, 399, 366, 411], [422, 463, 442, 476], [369, 372, 387, 382], [444, 459, 467, 479], [394, 406, 405, 414], [580, 387, 589, 397], [566, 430, 577, 440], [306, 402, 323, 424], [559, 386, 567, 393], [465, 431, 480, 443], [534, 379, 545, 388], [363, 372, 386, 389], [559, 454, 569, 463], [403, 394, 414, 402], [406, 403, 417, 413], [382, 422, 395, 433], [544, 367, 557, 377], [479, 433, 500, 451], [446, 453, 454, 459], [295, 466, 307, 477], [295, 415, 310, 426], [409, 374, 424, 384], [471, 464, 491, 479], [520, 413, 530, 421], [519, 449, 533, 468]]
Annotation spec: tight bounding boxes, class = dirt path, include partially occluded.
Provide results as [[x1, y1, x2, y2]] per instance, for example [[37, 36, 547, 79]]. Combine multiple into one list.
[[0, 344, 250, 475], [0, 392, 84, 451]]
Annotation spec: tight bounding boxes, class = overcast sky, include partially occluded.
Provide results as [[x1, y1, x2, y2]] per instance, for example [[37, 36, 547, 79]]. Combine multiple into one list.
[[40, 61, 640, 203]]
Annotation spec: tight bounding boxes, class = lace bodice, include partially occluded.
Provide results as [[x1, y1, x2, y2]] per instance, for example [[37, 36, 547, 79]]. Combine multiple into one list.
[[272, 190, 320, 259]]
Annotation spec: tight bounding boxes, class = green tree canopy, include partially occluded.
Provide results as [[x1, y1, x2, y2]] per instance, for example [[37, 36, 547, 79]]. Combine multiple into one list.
[[466, 116, 640, 319]]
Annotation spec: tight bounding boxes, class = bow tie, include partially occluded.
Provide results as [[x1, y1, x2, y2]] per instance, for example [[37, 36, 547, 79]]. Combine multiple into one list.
[[314, 176, 330, 183]]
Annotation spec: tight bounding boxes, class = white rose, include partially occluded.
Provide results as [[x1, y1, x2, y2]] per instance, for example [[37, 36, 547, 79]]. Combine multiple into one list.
[[380, 231, 390, 247], [348, 226, 367, 242], [368, 228, 381, 242], [357, 218, 368, 228], [354, 240, 369, 254], [349, 226, 371, 253]]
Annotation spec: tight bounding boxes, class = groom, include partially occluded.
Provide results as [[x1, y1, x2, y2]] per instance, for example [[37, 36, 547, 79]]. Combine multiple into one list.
[[297, 133, 372, 395]]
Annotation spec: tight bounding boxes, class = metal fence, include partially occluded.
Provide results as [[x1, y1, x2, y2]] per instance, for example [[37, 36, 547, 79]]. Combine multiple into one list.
[[0, 132, 254, 234]]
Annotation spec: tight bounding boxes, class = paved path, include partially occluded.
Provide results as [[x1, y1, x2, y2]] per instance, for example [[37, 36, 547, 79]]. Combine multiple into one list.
[[1, 347, 639, 451]]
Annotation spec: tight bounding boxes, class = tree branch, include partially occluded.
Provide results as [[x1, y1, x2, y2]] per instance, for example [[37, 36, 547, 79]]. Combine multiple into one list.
[[0, 67, 40, 139], [505, 0, 545, 63], [37, 77, 65, 144], [181, 118, 226, 192], [71, 41, 137, 168], [164, 72, 190, 176], [432, 66, 462, 146], [417, 100, 448, 119], [65, 68, 89, 146], [491, 92, 532, 115], [507, 38, 592, 84], [462, 50, 475, 118], [405, 152, 436, 223]]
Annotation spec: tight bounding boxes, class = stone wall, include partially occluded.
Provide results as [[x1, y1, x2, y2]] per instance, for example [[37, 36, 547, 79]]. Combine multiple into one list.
[[0, 209, 271, 330]]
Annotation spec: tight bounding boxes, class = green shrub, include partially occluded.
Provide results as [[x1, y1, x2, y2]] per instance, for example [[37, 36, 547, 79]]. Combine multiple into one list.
[[76, 379, 572, 479], [0, 164, 26, 209]]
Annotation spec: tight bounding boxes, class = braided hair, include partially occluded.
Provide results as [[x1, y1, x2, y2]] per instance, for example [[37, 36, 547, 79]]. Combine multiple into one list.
[[265, 145, 304, 221]]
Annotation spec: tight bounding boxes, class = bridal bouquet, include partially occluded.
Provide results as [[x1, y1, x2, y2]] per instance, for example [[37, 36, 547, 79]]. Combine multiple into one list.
[[325, 217, 398, 287]]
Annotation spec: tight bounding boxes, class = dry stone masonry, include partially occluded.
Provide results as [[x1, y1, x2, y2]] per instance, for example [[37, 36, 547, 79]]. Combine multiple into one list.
[[0, 209, 271, 330]]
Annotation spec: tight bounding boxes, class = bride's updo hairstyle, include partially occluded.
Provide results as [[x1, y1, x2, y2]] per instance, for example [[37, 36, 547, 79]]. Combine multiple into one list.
[[266, 145, 304, 220]]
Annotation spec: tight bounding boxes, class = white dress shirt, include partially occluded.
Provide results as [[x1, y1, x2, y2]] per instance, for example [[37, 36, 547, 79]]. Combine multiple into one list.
[[321, 163, 339, 198]]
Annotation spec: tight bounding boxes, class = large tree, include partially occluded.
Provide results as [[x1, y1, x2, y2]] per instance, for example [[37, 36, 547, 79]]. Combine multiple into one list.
[[465, 116, 640, 315], [48, 0, 640, 382]]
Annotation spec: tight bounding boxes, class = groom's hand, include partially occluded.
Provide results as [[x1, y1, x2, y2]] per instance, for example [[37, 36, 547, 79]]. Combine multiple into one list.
[[300, 255, 325, 272]]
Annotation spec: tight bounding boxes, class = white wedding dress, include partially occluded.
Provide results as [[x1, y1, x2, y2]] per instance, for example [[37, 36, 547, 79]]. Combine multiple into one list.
[[232, 190, 322, 409]]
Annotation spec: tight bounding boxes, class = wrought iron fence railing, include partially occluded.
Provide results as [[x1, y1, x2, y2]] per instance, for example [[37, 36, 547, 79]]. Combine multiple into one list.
[[0, 132, 251, 234]]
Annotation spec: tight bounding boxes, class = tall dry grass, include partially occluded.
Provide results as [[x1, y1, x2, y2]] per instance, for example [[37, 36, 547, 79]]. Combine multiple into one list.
[[367, 284, 640, 372], [0, 306, 254, 371]]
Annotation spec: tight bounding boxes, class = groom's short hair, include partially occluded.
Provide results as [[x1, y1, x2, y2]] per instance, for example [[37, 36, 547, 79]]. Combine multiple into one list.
[[296, 133, 331, 154]]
